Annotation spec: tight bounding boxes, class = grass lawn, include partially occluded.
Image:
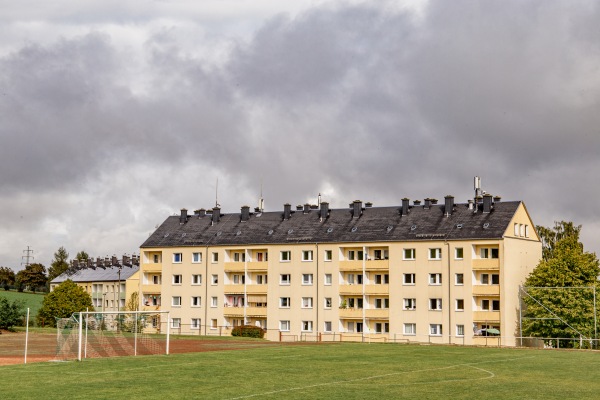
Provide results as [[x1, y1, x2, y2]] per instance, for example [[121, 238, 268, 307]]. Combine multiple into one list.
[[0, 289, 45, 317], [1, 342, 598, 399]]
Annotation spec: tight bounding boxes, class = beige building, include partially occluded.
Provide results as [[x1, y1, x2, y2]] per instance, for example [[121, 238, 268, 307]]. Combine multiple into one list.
[[51, 265, 140, 312], [140, 191, 541, 346]]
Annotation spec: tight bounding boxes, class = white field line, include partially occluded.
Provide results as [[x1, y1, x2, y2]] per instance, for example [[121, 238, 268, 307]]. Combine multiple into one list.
[[227, 356, 533, 400]]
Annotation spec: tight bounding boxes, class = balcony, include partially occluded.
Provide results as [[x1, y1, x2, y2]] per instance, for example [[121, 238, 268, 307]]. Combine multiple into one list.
[[224, 261, 269, 272], [472, 285, 501, 296], [473, 311, 500, 322], [224, 284, 268, 294], [365, 309, 389, 319], [224, 262, 245, 272], [141, 284, 161, 294], [142, 305, 161, 312], [223, 306, 267, 317], [472, 259, 500, 270], [247, 261, 268, 271], [142, 264, 162, 273], [365, 259, 389, 271], [339, 308, 363, 319], [339, 284, 363, 295], [365, 284, 389, 295], [339, 261, 363, 272]]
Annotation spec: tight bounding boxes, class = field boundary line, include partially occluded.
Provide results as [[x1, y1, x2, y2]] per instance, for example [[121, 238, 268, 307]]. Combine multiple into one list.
[[227, 356, 534, 399]]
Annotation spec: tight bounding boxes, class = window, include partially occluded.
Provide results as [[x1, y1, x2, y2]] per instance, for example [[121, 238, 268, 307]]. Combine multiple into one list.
[[153, 254, 160, 263], [492, 300, 500, 311], [491, 248, 499, 259], [480, 248, 499, 259], [302, 297, 313, 308], [211, 252, 219, 263], [430, 324, 442, 336], [429, 248, 442, 260], [279, 320, 290, 331], [347, 274, 354, 284], [280, 274, 291, 285], [211, 274, 218, 285], [279, 297, 290, 308], [403, 273, 416, 285], [192, 274, 202, 285], [302, 321, 313, 332], [375, 322, 389, 333], [324, 298, 332, 308], [491, 274, 500, 285], [356, 322, 363, 333], [171, 318, 181, 328], [404, 298, 416, 310], [280, 251, 291, 262], [172, 275, 182, 285], [211, 297, 218, 307], [375, 274, 389, 284], [481, 274, 489, 284], [404, 323, 416, 335], [302, 250, 313, 261], [455, 299, 464, 311], [374, 298, 389, 309], [455, 273, 464, 285], [256, 274, 267, 285], [191, 296, 201, 307], [173, 253, 182, 263], [514, 223, 519, 236], [233, 252, 246, 262], [429, 298, 442, 310], [455, 247, 464, 259], [324, 274, 332, 285], [172, 296, 181, 307], [210, 319, 217, 329], [192, 252, 202, 263], [403, 248, 416, 260], [324, 321, 332, 332], [524, 225, 529, 238], [429, 273, 442, 285], [348, 250, 355, 260], [191, 318, 201, 329], [520, 224, 524, 237], [233, 274, 245, 284], [456, 324, 465, 337], [324, 250, 332, 261], [481, 299, 490, 310], [302, 274, 313, 285], [152, 275, 160, 284]]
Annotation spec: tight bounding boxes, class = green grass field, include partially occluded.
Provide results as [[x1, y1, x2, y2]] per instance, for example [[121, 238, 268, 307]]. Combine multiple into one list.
[[1, 342, 599, 399], [0, 289, 45, 317]]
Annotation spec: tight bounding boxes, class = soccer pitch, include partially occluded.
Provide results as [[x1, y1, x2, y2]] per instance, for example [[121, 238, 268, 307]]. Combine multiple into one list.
[[2, 342, 598, 399]]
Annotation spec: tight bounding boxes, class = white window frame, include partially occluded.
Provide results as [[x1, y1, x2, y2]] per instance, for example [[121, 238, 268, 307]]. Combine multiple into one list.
[[280, 274, 291, 285], [172, 296, 181, 307], [211, 296, 218, 308], [280, 251, 291, 262], [403, 298, 416, 310], [191, 296, 201, 307], [429, 298, 442, 311], [210, 319, 217, 329], [280, 320, 290, 332], [429, 248, 442, 260], [324, 297, 332, 309], [192, 274, 202, 285], [211, 252, 219, 263], [455, 299, 464, 311], [455, 273, 464, 285], [429, 273, 442, 285], [403, 273, 416, 285], [191, 318, 201, 329], [301, 297, 313, 309], [192, 252, 202, 263], [430, 324, 442, 336], [279, 297, 290, 308], [173, 253, 182, 263], [172, 274, 182, 285], [403, 248, 416, 260], [171, 318, 181, 328], [455, 247, 464, 260], [456, 324, 465, 337], [302, 274, 313, 285], [301, 321, 313, 332], [324, 321, 332, 332], [404, 323, 416, 335], [302, 250, 313, 262], [324, 250, 332, 261], [211, 274, 218, 285], [324, 273, 332, 285]]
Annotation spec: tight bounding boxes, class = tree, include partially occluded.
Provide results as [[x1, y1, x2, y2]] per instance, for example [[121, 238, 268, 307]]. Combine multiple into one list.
[[522, 229, 600, 348], [0, 297, 25, 330], [75, 251, 89, 261], [0, 267, 16, 290], [48, 247, 69, 282], [536, 221, 582, 261], [16, 263, 47, 293], [125, 291, 139, 312], [37, 280, 93, 328]]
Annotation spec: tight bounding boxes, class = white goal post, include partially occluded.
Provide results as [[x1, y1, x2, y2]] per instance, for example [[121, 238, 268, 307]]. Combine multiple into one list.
[[56, 310, 171, 361]]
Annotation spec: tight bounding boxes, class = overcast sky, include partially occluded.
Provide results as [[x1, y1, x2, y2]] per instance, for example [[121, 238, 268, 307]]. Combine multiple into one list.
[[1, 0, 599, 270]]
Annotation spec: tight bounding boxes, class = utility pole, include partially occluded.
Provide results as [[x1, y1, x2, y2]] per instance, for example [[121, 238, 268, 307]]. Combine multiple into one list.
[[21, 246, 34, 267]]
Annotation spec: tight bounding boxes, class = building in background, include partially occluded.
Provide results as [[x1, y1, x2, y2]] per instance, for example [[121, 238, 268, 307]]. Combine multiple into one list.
[[139, 186, 541, 346]]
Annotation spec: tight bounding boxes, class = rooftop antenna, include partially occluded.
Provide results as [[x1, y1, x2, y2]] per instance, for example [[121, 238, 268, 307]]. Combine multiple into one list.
[[215, 178, 220, 208], [258, 179, 265, 212], [318, 192, 322, 205]]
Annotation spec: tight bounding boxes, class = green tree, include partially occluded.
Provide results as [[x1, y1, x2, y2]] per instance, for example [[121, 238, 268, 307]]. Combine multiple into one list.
[[0, 266, 16, 290], [0, 297, 25, 330], [536, 221, 582, 261], [37, 280, 93, 328], [125, 291, 139, 312], [522, 231, 600, 348], [75, 251, 89, 261], [16, 263, 47, 293], [48, 247, 70, 282]]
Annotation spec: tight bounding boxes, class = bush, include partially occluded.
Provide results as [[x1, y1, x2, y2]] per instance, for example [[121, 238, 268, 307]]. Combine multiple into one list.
[[0, 297, 25, 330], [231, 325, 265, 338]]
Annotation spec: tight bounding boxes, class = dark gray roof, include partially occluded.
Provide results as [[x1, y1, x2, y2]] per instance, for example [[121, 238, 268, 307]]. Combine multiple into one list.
[[141, 201, 524, 248], [52, 265, 139, 284]]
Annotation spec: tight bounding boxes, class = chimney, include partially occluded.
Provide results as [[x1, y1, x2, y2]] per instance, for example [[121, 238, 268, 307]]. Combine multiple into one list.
[[212, 207, 221, 224], [179, 208, 188, 224], [483, 194, 493, 213], [320, 202, 329, 220], [352, 200, 362, 218], [401, 198, 410, 216], [444, 195, 454, 217], [431, 198, 438, 205], [468, 199, 474, 210], [493, 196, 502, 203], [241, 205, 250, 222], [111, 256, 118, 266], [414, 200, 421, 206], [296, 205, 303, 211], [303, 203, 310, 214], [424, 198, 431, 209], [283, 203, 292, 220], [365, 202, 373, 208]]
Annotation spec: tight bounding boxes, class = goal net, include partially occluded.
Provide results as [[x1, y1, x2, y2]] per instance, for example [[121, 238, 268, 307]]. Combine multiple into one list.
[[56, 311, 170, 361]]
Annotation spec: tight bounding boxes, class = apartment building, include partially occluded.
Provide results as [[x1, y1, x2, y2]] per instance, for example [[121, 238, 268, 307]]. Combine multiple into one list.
[[140, 192, 541, 346], [51, 265, 140, 312]]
